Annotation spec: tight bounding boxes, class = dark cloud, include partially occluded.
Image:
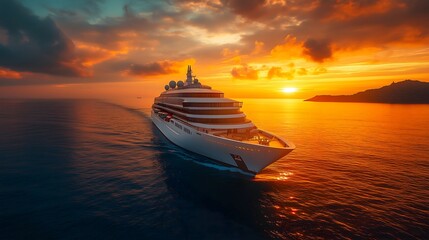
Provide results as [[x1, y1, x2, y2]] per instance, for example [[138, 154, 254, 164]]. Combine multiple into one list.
[[50, 2, 196, 56], [127, 61, 180, 76], [302, 38, 332, 63], [42, 0, 106, 18], [187, 11, 237, 33], [231, 64, 259, 80], [0, 0, 88, 77], [223, 0, 266, 19]]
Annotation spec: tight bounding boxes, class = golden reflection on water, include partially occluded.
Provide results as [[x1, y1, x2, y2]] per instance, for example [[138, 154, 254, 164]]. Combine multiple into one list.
[[254, 171, 294, 181]]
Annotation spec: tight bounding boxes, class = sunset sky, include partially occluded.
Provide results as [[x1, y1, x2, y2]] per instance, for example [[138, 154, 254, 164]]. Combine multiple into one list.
[[0, 0, 428, 99]]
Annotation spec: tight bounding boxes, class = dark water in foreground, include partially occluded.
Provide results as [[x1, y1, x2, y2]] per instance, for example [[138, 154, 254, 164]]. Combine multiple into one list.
[[1, 99, 429, 239]]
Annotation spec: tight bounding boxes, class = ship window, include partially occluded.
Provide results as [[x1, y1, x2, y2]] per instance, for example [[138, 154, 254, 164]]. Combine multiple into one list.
[[163, 93, 224, 98], [183, 102, 242, 108], [186, 117, 247, 124], [184, 128, 191, 134], [175, 122, 182, 129]]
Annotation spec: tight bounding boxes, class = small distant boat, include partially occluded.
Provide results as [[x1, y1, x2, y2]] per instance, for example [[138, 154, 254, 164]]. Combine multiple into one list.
[[151, 66, 295, 175]]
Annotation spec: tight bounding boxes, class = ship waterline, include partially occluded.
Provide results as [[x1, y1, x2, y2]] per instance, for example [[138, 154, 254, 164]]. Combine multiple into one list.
[[151, 66, 295, 174]]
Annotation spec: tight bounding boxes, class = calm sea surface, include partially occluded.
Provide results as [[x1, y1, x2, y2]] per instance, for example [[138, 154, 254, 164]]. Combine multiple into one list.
[[1, 98, 428, 239]]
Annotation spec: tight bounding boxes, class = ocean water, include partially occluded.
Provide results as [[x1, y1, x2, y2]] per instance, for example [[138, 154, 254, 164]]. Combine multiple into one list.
[[0, 98, 428, 239]]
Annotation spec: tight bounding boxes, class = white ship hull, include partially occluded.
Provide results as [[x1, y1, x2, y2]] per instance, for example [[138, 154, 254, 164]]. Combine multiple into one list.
[[151, 110, 294, 175]]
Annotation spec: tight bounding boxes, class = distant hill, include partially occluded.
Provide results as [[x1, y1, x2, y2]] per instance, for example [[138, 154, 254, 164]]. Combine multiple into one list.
[[305, 80, 429, 103]]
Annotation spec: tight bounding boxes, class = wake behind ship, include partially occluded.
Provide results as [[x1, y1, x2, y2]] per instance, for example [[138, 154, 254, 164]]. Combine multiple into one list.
[[151, 66, 295, 175]]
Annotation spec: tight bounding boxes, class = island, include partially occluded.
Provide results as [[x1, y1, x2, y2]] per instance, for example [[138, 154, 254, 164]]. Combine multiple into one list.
[[305, 80, 429, 104]]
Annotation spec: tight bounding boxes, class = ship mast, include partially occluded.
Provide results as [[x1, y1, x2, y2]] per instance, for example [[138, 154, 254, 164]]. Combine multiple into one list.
[[186, 65, 193, 85]]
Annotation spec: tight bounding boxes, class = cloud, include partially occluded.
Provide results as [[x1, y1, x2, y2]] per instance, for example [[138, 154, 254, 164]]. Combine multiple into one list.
[[297, 68, 307, 76], [51, 8, 149, 52], [126, 61, 181, 76], [235, 0, 429, 62], [251, 40, 265, 55], [231, 64, 259, 80], [312, 66, 327, 75], [2, 0, 429, 87], [0, 68, 21, 79], [223, 0, 267, 19], [298, 1, 429, 47], [302, 38, 332, 63], [74, 42, 123, 67], [267, 66, 294, 80], [270, 35, 303, 59], [0, 0, 89, 77]]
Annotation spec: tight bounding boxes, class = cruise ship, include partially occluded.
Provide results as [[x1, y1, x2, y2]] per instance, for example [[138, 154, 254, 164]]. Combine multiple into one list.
[[151, 66, 295, 175]]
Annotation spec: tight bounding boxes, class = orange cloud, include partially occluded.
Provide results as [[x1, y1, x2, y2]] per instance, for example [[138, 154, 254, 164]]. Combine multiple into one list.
[[252, 41, 265, 55], [297, 68, 307, 76], [326, 0, 406, 21], [270, 35, 303, 60], [75, 42, 128, 67], [0, 68, 21, 79], [267, 64, 295, 80], [312, 66, 328, 75], [231, 64, 259, 80]]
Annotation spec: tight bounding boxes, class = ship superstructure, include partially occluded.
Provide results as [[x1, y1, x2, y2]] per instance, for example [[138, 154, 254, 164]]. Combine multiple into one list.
[[151, 66, 295, 175]]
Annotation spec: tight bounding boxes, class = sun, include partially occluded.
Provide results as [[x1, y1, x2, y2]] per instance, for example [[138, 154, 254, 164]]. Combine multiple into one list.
[[281, 87, 298, 94]]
